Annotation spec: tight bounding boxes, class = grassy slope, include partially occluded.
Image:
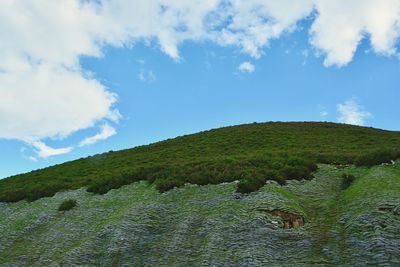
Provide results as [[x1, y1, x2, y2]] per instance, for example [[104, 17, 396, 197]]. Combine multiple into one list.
[[1, 163, 399, 265], [1, 122, 400, 202]]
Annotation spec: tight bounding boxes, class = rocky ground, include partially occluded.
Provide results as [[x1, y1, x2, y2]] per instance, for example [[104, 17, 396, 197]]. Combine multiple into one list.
[[0, 163, 399, 266]]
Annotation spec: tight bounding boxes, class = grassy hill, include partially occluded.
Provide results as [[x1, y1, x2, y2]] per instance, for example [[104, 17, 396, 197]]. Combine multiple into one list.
[[1, 122, 400, 202], [1, 163, 400, 265], [1, 121, 400, 265]]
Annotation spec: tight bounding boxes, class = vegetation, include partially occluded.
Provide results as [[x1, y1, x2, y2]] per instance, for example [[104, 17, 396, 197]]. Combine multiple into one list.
[[354, 149, 400, 167], [58, 199, 77, 211], [1, 122, 400, 202], [2, 164, 400, 265], [341, 174, 356, 190]]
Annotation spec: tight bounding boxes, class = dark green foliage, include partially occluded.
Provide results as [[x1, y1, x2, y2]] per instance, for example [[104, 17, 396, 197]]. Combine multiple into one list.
[[154, 178, 185, 193], [236, 170, 277, 194], [1, 122, 400, 202], [236, 159, 315, 194], [86, 170, 144, 194], [279, 166, 311, 181], [236, 178, 264, 194], [58, 199, 77, 211], [341, 174, 356, 190], [355, 149, 400, 167]]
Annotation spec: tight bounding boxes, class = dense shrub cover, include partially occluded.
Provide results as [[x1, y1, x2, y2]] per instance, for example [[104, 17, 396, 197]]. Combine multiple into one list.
[[1, 122, 400, 202], [58, 199, 77, 211], [354, 149, 400, 167]]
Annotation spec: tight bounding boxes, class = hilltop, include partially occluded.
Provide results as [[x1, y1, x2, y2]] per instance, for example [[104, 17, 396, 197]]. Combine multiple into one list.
[[1, 122, 400, 202]]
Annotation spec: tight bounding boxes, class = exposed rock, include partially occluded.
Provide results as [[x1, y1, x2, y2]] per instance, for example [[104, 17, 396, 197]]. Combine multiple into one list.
[[256, 208, 305, 229], [269, 209, 305, 229]]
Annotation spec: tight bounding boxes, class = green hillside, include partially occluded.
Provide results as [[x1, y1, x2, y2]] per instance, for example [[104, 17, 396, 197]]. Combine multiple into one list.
[[1, 122, 400, 202], [1, 163, 400, 265]]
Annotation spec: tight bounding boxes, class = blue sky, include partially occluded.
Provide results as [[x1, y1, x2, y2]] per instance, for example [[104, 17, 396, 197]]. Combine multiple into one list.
[[0, 1, 400, 178]]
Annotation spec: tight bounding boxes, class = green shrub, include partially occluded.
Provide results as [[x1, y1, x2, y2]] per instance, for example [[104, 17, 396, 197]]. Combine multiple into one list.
[[26, 185, 61, 202], [86, 170, 145, 194], [272, 175, 287, 186], [355, 150, 399, 167], [236, 171, 279, 194], [341, 174, 355, 190], [1, 189, 28, 203], [236, 179, 255, 194], [236, 178, 265, 194], [58, 199, 77, 211], [279, 166, 312, 181], [155, 178, 184, 193]]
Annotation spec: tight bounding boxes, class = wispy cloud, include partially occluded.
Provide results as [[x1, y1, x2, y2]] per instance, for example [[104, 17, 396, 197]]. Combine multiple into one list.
[[32, 141, 73, 159], [28, 123, 116, 159], [28, 156, 38, 162], [318, 105, 329, 117], [79, 124, 116, 147], [238, 62, 255, 73], [337, 99, 371, 126], [20, 147, 38, 162], [138, 69, 156, 83], [136, 59, 145, 65], [320, 111, 328, 117]]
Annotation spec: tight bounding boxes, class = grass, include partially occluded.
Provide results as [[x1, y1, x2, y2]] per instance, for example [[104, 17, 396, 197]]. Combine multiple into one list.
[[338, 163, 400, 217], [1, 121, 400, 202], [1, 163, 399, 264]]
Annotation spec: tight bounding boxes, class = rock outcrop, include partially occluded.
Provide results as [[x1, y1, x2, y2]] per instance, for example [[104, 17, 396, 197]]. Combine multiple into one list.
[[269, 209, 305, 229]]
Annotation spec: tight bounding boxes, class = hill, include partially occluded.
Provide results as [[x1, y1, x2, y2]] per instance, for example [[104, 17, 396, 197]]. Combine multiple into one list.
[[1, 163, 400, 265], [1, 122, 400, 202], [1, 121, 400, 265]]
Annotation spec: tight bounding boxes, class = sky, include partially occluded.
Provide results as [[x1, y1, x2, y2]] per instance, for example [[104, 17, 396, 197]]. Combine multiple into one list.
[[0, 0, 400, 178]]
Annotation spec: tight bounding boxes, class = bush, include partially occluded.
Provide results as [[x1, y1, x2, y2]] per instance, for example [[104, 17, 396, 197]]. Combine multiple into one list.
[[154, 178, 184, 193], [58, 199, 77, 211], [272, 175, 287, 186], [236, 178, 264, 194], [236, 171, 278, 194], [86, 171, 144, 194], [341, 174, 355, 190], [279, 165, 312, 181], [355, 150, 399, 167]]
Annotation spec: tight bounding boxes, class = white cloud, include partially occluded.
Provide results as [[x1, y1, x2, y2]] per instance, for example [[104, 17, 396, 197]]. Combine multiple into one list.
[[138, 69, 156, 83], [0, 65, 119, 142], [318, 104, 328, 117], [211, 0, 315, 58], [20, 147, 38, 162], [1, 0, 399, 154], [32, 141, 73, 159], [28, 156, 38, 162], [310, 0, 400, 67], [320, 111, 328, 117], [0, 0, 120, 144], [79, 124, 116, 147], [337, 99, 372, 126], [238, 61, 255, 73]]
